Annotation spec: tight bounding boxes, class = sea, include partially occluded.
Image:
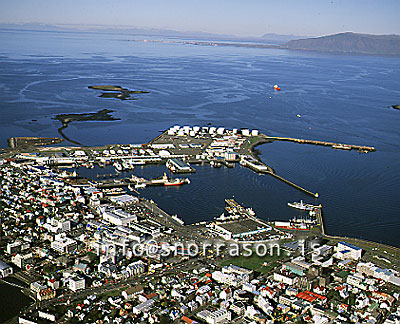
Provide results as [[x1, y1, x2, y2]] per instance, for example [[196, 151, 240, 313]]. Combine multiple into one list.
[[0, 28, 400, 320]]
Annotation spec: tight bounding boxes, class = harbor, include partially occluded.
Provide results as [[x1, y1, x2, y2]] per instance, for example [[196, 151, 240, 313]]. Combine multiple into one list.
[[6, 124, 378, 201]]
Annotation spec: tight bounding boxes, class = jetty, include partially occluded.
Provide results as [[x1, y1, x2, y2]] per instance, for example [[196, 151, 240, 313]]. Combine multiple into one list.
[[262, 135, 376, 153]]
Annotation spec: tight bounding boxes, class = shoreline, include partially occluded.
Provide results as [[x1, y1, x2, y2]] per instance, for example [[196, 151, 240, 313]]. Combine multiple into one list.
[[2, 132, 398, 252], [244, 138, 400, 251]]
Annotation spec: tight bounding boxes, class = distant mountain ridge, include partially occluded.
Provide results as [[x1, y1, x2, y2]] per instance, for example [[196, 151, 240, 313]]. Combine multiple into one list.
[[1, 24, 399, 55], [0, 23, 305, 44], [284, 32, 400, 55]]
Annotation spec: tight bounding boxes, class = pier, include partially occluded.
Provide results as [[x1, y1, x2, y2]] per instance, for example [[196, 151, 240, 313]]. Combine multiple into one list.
[[262, 135, 376, 152], [240, 155, 318, 197], [268, 172, 319, 198]]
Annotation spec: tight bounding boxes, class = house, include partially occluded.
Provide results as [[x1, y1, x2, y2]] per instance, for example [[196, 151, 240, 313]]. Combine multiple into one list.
[[38, 288, 56, 301], [12, 253, 33, 269], [122, 285, 144, 300]]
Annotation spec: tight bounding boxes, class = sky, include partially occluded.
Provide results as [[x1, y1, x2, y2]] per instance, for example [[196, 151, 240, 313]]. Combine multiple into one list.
[[1, 0, 399, 37]]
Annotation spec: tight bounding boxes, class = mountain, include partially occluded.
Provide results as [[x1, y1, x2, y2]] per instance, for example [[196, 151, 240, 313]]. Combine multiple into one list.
[[284, 32, 400, 55], [0, 23, 304, 44], [261, 33, 308, 43]]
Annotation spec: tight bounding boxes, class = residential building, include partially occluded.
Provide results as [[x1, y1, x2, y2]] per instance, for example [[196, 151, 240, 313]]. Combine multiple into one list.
[[51, 235, 77, 254], [0, 260, 13, 278], [69, 276, 85, 292]]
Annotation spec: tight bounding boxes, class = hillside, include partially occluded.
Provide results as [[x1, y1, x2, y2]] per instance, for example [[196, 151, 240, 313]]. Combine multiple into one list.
[[284, 32, 400, 55]]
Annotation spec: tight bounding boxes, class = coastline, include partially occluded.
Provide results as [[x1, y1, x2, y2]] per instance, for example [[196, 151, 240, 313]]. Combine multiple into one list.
[[244, 137, 400, 252], [2, 132, 399, 253]]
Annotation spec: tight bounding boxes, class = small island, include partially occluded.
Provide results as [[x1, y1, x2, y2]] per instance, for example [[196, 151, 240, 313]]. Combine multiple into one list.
[[88, 85, 150, 100], [391, 104, 400, 110], [54, 109, 120, 145]]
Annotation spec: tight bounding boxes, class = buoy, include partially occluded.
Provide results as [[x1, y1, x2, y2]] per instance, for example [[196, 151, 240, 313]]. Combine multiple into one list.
[[273, 85, 281, 91]]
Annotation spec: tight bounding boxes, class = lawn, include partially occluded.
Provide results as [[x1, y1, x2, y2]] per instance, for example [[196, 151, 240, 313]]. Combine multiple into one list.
[[221, 252, 286, 274]]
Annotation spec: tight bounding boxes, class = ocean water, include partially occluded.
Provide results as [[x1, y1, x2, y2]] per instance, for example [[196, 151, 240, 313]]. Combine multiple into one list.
[[0, 29, 399, 250], [0, 282, 32, 322]]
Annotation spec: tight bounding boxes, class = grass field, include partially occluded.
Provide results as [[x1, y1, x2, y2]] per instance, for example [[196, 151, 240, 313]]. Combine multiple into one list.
[[221, 252, 287, 274]]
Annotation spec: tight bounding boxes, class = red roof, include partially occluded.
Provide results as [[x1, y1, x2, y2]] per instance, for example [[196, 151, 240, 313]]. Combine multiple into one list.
[[145, 293, 158, 299], [296, 292, 316, 303], [181, 316, 194, 324], [296, 291, 327, 303]]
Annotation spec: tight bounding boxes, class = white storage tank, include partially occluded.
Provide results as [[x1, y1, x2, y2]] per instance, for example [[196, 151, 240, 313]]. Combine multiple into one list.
[[209, 127, 217, 134], [251, 129, 259, 136], [189, 131, 196, 137], [217, 127, 225, 135], [177, 130, 185, 136], [202, 127, 209, 133], [241, 129, 250, 136], [173, 125, 180, 131], [183, 126, 191, 134], [232, 128, 238, 134], [193, 126, 200, 133]]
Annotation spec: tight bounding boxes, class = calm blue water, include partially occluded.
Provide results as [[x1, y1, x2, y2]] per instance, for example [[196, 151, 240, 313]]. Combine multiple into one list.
[[1, 29, 400, 250]]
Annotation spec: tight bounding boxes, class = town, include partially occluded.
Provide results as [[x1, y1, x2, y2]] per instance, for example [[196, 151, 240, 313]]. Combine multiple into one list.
[[0, 125, 399, 324]]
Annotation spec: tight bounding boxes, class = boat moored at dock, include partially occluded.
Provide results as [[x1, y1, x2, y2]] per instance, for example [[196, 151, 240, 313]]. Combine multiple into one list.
[[288, 200, 321, 211]]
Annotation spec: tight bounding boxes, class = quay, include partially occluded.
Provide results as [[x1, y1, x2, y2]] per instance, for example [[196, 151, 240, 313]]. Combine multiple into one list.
[[240, 155, 318, 197], [269, 173, 319, 198], [262, 135, 376, 152]]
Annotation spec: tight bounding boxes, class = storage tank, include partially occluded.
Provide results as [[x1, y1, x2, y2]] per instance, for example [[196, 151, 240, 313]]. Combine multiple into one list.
[[183, 126, 191, 134], [241, 129, 250, 136], [251, 129, 259, 136], [167, 129, 176, 136], [193, 126, 200, 133], [232, 128, 238, 134], [209, 127, 217, 134], [217, 127, 225, 135], [173, 125, 180, 131], [189, 131, 196, 137]]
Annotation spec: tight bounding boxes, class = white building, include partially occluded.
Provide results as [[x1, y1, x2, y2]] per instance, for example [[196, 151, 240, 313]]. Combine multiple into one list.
[[336, 241, 362, 260], [6, 241, 21, 254], [205, 309, 231, 324], [69, 276, 85, 292], [38, 311, 56, 322], [102, 208, 137, 226], [273, 272, 297, 286], [132, 299, 154, 314], [198, 309, 231, 324], [212, 271, 240, 287], [257, 296, 273, 315], [51, 235, 77, 254], [242, 282, 257, 293], [0, 260, 13, 278], [12, 253, 33, 269]]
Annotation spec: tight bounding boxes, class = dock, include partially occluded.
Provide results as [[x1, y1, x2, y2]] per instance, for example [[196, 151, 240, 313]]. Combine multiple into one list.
[[240, 155, 318, 197], [268, 173, 319, 198], [262, 135, 376, 153]]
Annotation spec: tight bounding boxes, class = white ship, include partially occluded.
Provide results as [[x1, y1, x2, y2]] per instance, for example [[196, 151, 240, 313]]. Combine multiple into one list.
[[287, 200, 321, 211], [113, 161, 122, 172]]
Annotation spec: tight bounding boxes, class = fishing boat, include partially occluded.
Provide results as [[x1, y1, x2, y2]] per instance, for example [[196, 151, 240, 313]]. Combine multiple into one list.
[[273, 84, 281, 91]]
